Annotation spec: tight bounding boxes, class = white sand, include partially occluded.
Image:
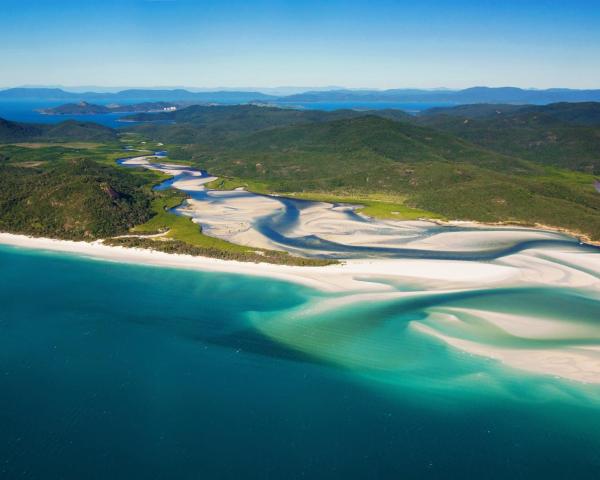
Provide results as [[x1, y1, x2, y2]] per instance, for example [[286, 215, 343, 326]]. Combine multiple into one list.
[[176, 192, 285, 250], [414, 322, 600, 384], [0, 232, 519, 293]]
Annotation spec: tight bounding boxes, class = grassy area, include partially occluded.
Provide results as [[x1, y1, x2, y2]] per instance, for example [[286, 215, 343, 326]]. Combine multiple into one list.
[[205, 177, 272, 194]]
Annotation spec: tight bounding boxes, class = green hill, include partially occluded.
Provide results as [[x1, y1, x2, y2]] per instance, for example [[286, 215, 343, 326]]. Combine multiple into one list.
[[126, 104, 412, 143], [417, 103, 600, 173], [0, 157, 152, 239], [422, 102, 600, 126], [0, 118, 118, 143]]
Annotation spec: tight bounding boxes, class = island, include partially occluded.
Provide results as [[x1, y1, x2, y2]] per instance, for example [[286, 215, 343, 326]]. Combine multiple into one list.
[[39, 101, 180, 115]]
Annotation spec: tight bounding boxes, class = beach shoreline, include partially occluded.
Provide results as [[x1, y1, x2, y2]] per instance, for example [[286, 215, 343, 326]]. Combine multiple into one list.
[[0, 231, 520, 293]]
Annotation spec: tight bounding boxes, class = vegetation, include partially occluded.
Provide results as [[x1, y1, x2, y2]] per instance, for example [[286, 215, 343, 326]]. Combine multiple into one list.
[[0, 117, 117, 143], [125, 104, 412, 144], [104, 236, 336, 266], [0, 152, 153, 239], [416, 102, 600, 173]]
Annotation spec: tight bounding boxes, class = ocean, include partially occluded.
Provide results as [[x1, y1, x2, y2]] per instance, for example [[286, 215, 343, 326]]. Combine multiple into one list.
[[1, 245, 599, 479]]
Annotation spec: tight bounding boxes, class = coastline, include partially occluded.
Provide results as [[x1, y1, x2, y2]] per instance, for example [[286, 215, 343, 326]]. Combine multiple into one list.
[[0, 231, 519, 293]]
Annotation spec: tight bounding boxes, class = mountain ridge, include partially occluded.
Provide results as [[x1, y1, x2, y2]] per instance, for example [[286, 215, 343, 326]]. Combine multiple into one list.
[[2, 86, 600, 105]]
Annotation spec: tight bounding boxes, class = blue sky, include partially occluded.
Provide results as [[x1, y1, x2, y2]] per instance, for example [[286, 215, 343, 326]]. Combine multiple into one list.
[[2, 0, 600, 89]]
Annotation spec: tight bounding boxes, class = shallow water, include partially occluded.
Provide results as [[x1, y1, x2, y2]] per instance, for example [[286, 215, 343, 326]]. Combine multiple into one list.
[[1, 245, 600, 479]]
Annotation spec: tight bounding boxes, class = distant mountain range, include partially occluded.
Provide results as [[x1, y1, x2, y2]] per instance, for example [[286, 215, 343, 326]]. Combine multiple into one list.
[[2, 86, 600, 105], [0, 88, 277, 103], [280, 87, 600, 104]]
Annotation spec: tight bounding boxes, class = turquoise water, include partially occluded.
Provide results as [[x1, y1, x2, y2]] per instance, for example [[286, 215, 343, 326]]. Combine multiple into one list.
[[1, 245, 600, 479]]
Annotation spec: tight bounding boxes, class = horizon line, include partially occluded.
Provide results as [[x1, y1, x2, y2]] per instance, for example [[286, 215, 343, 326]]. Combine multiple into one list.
[[2, 85, 600, 93]]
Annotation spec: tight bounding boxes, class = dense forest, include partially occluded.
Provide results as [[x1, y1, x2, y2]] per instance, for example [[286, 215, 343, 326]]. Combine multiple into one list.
[[0, 153, 152, 239], [0, 117, 117, 143]]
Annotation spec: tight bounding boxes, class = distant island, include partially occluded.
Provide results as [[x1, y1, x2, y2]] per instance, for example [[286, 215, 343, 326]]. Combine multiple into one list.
[[39, 101, 179, 115]]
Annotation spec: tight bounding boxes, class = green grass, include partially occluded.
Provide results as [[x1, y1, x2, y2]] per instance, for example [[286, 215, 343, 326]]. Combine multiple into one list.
[[205, 176, 272, 194]]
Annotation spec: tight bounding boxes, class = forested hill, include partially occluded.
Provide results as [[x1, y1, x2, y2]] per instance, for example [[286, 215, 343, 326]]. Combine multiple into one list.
[[416, 102, 600, 173], [124, 103, 412, 124], [0, 117, 117, 143], [419, 102, 600, 125], [0, 155, 153, 239], [124, 104, 412, 142]]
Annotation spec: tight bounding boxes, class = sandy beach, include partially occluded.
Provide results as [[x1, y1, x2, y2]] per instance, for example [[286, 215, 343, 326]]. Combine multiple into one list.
[[0, 232, 521, 292]]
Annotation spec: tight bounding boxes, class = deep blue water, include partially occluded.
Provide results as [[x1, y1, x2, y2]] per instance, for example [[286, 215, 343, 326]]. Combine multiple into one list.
[[1, 245, 600, 479]]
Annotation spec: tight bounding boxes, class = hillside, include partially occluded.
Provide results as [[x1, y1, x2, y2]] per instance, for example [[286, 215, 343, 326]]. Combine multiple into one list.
[[0, 117, 118, 143], [0, 157, 153, 239], [125, 104, 412, 143], [417, 102, 600, 173]]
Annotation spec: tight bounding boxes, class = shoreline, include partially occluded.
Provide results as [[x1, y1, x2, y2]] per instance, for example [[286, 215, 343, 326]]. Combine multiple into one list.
[[0, 232, 520, 293]]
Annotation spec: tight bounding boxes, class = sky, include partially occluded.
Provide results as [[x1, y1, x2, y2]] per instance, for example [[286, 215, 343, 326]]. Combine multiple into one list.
[[1, 0, 600, 90]]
